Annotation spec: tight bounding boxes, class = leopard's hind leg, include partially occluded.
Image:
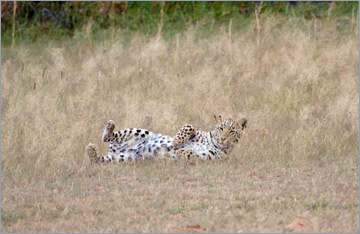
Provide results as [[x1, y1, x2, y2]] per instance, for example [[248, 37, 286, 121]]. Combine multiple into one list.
[[86, 143, 100, 164], [86, 143, 115, 163], [102, 120, 115, 142]]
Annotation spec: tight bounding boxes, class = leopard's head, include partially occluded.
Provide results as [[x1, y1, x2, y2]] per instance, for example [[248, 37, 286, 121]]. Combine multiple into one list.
[[212, 115, 247, 151]]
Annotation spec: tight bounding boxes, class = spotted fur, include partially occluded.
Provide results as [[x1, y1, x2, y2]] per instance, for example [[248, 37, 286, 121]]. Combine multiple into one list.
[[173, 115, 247, 162], [85, 115, 247, 164]]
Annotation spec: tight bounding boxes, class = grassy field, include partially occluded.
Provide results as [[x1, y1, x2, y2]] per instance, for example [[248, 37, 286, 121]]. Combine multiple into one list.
[[1, 16, 359, 232]]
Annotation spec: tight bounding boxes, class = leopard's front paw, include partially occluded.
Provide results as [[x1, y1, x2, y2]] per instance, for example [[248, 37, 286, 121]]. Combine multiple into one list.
[[172, 124, 195, 149], [172, 140, 182, 150], [175, 148, 200, 165]]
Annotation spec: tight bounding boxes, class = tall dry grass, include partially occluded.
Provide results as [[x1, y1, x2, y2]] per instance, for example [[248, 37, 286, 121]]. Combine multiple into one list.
[[1, 17, 359, 232]]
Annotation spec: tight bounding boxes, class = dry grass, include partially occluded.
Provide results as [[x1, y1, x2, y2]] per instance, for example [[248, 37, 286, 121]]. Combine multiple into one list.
[[1, 17, 359, 232]]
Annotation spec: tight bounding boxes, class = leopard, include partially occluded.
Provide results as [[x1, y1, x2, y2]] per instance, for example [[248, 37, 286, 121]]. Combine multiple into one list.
[[85, 115, 247, 164]]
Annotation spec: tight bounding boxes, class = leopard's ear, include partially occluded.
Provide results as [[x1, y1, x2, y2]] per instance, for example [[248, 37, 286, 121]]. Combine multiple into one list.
[[213, 114, 223, 123], [238, 118, 247, 130]]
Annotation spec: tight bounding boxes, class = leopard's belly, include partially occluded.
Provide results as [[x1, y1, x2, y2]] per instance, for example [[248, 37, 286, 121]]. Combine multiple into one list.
[[109, 133, 175, 161]]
